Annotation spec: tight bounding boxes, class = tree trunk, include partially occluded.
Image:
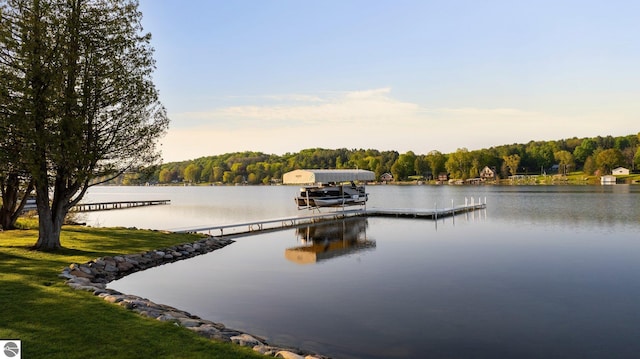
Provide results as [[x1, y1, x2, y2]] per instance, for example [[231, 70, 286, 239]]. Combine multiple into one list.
[[0, 175, 19, 230], [34, 216, 62, 251], [33, 182, 65, 251], [0, 174, 33, 230]]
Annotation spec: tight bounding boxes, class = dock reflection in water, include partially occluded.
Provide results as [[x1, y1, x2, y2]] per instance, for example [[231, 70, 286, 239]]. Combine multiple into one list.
[[285, 217, 375, 264]]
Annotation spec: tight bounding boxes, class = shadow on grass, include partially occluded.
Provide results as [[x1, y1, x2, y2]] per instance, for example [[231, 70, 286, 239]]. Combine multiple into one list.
[[0, 275, 261, 359], [60, 226, 204, 257], [1, 227, 262, 359]]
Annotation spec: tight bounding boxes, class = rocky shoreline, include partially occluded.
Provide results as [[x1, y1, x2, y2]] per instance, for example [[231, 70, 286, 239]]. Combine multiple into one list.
[[60, 236, 330, 359]]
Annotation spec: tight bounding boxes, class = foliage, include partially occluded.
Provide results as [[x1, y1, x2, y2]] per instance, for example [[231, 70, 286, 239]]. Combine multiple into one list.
[[583, 156, 597, 175], [573, 138, 597, 164], [525, 141, 556, 170], [502, 154, 521, 176], [425, 150, 447, 178], [554, 150, 575, 175], [445, 148, 472, 179], [595, 148, 625, 174], [391, 151, 417, 180], [127, 134, 640, 184], [0, 0, 168, 249]]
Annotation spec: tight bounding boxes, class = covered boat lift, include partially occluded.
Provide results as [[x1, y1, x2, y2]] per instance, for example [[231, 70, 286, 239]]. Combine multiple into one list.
[[282, 169, 375, 185], [283, 169, 376, 210]]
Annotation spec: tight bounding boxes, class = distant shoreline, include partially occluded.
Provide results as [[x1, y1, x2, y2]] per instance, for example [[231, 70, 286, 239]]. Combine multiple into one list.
[[124, 175, 640, 187]]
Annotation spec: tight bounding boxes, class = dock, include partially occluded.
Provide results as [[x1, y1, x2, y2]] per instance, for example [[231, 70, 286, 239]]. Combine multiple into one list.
[[173, 201, 486, 236], [366, 203, 486, 220], [70, 200, 170, 212]]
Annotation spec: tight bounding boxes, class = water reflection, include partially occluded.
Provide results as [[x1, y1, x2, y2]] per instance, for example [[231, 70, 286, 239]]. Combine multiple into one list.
[[285, 217, 375, 264], [102, 185, 640, 359]]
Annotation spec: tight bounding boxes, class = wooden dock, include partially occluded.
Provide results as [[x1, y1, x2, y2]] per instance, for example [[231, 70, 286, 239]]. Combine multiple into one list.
[[70, 200, 170, 212], [173, 201, 486, 236]]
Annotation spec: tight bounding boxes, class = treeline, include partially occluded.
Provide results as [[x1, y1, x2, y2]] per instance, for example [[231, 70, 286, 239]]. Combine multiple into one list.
[[118, 133, 640, 185]]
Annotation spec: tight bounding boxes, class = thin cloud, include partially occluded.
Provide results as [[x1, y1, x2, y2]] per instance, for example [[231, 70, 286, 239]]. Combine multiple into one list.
[[172, 88, 422, 129], [160, 88, 636, 162]]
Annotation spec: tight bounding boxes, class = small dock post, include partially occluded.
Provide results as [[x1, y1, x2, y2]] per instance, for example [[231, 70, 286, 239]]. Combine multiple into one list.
[[452, 199, 455, 225]]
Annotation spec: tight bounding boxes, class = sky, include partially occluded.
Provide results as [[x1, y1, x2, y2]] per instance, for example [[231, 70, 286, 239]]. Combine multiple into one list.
[[137, 0, 639, 163]]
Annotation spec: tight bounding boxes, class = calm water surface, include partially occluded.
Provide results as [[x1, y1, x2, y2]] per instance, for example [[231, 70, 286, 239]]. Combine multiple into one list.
[[91, 185, 640, 358]]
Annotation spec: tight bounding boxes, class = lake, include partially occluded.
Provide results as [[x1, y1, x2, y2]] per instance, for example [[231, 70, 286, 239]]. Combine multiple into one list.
[[85, 185, 640, 359]]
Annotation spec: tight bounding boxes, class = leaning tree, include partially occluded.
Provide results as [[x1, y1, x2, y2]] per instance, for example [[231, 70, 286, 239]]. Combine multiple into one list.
[[0, 0, 168, 250]]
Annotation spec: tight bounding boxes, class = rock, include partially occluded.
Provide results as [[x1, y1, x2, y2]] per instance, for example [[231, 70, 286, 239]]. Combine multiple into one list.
[[89, 260, 105, 270], [124, 256, 140, 265], [210, 332, 232, 342], [253, 345, 281, 356], [58, 272, 74, 280], [116, 261, 135, 272], [178, 318, 203, 328], [135, 309, 163, 318], [102, 257, 116, 267], [93, 288, 112, 296], [275, 351, 305, 359], [156, 313, 180, 322], [78, 265, 93, 274], [67, 276, 92, 284], [118, 300, 137, 310], [103, 295, 124, 303], [66, 282, 100, 291], [164, 310, 190, 319], [231, 333, 263, 347], [69, 268, 93, 279], [188, 325, 221, 339]]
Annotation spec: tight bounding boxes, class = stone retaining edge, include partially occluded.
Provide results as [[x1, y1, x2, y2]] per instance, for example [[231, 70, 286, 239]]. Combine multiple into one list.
[[60, 235, 330, 359]]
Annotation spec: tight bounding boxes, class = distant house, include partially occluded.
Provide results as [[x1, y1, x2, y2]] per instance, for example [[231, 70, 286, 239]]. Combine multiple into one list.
[[601, 175, 617, 185], [437, 172, 449, 181], [380, 172, 393, 183], [612, 167, 630, 176], [479, 166, 497, 181]]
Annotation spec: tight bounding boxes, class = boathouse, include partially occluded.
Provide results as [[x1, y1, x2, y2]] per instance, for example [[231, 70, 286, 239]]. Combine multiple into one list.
[[601, 175, 617, 185], [612, 167, 630, 176], [283, 169, 376, 185]]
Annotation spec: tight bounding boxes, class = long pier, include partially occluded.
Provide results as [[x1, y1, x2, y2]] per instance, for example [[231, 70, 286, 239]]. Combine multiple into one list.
[[172, 201, 486, 236], [70, 200, 170, 212]]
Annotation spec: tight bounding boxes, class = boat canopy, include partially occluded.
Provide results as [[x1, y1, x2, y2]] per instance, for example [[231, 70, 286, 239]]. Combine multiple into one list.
[[283, 169, 375, 185]]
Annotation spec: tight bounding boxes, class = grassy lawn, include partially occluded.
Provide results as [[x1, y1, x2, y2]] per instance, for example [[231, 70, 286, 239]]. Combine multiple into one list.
[[0, 221, 264, 358]]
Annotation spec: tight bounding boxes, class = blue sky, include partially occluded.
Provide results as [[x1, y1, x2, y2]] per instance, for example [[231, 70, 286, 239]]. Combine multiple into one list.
[[138, 0, 639, 162]]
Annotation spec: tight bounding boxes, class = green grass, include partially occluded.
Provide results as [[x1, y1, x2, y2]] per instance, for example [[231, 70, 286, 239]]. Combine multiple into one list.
[[0, 221, 265, 358]]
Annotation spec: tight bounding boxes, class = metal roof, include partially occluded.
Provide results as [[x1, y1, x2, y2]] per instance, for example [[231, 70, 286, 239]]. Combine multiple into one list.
[[282, 169, 376, 184]]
